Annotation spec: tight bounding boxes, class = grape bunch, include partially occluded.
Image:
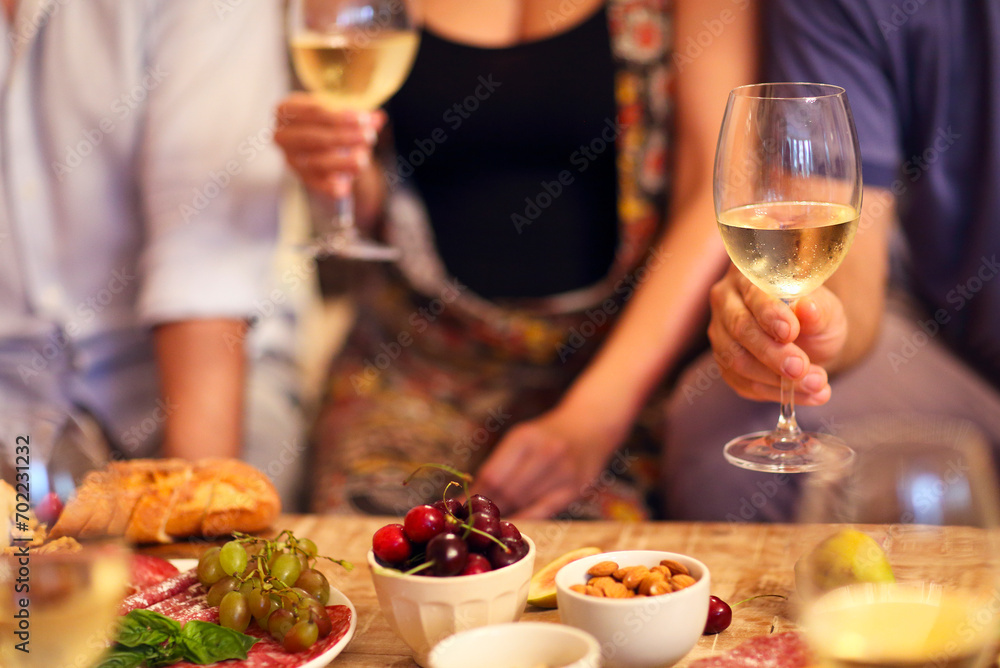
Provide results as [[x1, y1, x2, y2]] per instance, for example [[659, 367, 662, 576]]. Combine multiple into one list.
[[195, 531, 352, 652], [372, 493, 528, 576]]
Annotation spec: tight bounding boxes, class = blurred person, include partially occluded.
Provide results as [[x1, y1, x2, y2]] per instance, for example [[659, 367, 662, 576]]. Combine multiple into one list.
[[663, 0, 1000, 521], [0, 1, 306, 508], [276, 0, 758, 518]]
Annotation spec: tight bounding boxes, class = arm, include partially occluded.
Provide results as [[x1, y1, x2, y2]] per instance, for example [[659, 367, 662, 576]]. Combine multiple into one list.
[[475, 0, 760, 518], [155, 319, 247, 459], [139, 2, 288, 459]]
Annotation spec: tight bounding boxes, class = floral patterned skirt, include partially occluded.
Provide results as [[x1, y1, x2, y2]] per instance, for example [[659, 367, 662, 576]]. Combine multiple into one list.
[[307, 263, 664, 520]]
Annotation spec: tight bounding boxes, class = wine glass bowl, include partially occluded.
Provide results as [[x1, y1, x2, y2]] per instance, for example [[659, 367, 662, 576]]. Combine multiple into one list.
[[714, 82, 863, 472], [288, 0, 420, 261], [795, 415, 1000, 668]]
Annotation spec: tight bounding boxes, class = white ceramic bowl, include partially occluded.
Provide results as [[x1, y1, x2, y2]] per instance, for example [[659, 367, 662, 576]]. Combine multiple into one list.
[[368, 535, 536, 666], [555, 550, 710, 668], [427, 621, 601, 668]]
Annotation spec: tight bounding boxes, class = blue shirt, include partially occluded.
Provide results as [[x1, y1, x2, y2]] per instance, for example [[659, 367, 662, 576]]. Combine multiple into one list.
[[765, 0, 1000, 388]]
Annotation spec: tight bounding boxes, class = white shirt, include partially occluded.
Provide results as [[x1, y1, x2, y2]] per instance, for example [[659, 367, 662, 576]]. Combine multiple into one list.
[[0, 0, 290, 436]]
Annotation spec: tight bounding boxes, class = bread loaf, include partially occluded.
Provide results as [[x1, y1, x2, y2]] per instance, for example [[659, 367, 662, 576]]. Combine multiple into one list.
[[49, 458, 280, 544]]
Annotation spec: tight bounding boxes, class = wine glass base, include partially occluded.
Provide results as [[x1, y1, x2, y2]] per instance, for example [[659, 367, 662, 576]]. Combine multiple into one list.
[[314, 235, 402, 262], [723, 430, 854, 473]]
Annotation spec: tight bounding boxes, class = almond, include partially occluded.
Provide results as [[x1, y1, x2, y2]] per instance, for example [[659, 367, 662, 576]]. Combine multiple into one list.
[[638, 571, 666, 596], [622, 565, 649, 590], [648, 581, 673, 596], [660, 559, 690, 576], [569, 584, 588, 595], [601, 580, 630, 598], [587, 561, 619, 577], [670, 574, 697, 590]]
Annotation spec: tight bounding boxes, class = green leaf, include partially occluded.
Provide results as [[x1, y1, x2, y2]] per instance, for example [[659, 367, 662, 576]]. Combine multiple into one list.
[[90, 648, 148, 668], [178, 620, 258, 664], [116, 610, 182, 648]]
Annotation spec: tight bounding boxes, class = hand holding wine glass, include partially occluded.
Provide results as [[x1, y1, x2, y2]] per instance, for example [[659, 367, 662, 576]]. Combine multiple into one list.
[[796, 415, 1000, 668], [713, 82, 862, 472], [287, 0, 420, 261]]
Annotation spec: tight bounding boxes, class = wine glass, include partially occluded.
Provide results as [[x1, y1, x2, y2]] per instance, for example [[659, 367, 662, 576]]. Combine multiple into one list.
[[713, 82, 862, 472], [795, 415, 1000, 668], [288, 0, 421, 261], [0, 407, 130, 667]]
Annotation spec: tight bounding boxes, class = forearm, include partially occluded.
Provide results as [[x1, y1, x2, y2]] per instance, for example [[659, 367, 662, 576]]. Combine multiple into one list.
[[153, 319, 248, 459], [822, 186, 894, 374]]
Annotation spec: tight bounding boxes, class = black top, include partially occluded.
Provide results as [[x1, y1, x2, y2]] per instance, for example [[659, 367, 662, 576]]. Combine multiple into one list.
[[385, 7, 619, 300]]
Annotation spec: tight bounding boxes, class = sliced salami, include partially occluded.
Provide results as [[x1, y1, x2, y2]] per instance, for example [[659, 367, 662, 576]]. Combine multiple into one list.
[[690, 632, 812, 668], [128, 554, 181, 594], [120, 569, 200, 614]]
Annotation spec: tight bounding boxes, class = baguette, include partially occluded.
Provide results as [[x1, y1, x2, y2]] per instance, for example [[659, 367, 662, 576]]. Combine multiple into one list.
[[49, 458, 280, 544]]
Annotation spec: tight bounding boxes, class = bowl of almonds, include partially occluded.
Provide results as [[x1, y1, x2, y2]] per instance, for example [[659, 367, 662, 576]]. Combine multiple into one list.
[[554, 550, 710, 668]]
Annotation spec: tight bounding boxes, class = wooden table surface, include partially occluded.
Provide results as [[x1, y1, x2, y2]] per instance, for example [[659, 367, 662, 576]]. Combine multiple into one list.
[[153, 516, 825, 667]]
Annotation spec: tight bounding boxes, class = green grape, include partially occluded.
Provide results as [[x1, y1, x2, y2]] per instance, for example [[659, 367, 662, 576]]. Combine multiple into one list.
[[267, 607, 296, 642], [294, 569, 330, 606], [238, 576, 262, 598], [282, 620, 319, 652], [219, 540, 249, 576], [271, 553, 303, 588], [299, 538, 318, 559], [305, 597, 332, 638], [219, 591, 251, 632], [246, 587, 274, 621], [196, 547, 225, 586], [206, 575, 240, 607]]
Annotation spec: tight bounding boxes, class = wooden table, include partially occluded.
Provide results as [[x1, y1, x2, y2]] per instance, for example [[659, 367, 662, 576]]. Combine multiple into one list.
[[153, 516, 820, 667]]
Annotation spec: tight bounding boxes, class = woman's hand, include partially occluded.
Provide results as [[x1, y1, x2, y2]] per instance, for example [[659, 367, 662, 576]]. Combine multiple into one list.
[[474, 404, 625, 519], [708, 265, 849, 406], [274, 93, 386, 199]]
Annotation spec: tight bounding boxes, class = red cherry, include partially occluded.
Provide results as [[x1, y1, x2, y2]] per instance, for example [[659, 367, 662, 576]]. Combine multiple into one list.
[[35, 492, 63, 526], [372, 523, 413, 565], [498, 520, 521, 542], [704, 595, 733, 634], [460, 553, 492, 575], [404, 504, 446, 544]]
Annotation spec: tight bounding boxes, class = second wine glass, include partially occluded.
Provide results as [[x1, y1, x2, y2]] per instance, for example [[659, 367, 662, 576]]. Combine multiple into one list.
[[713, 82, 862, 473], [288, 0, 420, 261]]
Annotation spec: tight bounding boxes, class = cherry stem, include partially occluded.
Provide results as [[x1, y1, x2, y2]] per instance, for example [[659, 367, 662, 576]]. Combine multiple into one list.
[[402, 560, 435, 576], [733, 594, 788, 607]]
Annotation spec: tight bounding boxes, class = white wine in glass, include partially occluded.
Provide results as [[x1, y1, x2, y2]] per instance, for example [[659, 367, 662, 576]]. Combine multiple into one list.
[[714, 82, 862, 472], [796, 415, 1000, 668], [288, 0, 420, 261]]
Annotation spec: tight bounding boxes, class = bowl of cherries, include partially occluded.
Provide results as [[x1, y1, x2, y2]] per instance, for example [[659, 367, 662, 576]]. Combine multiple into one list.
[[368, 493, 535, 667]]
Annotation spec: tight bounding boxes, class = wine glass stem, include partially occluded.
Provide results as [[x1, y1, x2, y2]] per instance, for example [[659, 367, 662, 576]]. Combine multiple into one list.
[[774, 298, 802, 448], [333, 173, 358, 242]]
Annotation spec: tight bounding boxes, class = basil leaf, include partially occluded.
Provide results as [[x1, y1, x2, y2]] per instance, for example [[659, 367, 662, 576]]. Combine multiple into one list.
[[91, 648, 147, 668], [116, 610, 182, 648], [178, 620, 258, 664]]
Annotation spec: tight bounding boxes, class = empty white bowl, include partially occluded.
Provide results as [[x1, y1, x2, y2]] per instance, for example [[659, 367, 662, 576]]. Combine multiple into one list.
[[555, 550, 710, 668], [368, 535, 536, 666], [427, 621, 601, 668]]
